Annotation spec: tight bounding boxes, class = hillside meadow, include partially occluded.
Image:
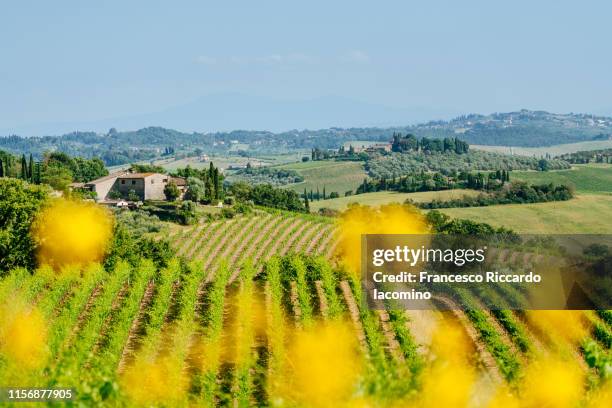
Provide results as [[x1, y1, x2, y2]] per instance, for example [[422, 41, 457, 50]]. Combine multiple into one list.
[[512, 164, 612, 194], [309, 189, 481, 212], [473, 139, 612, 157], [278, 160, 367, 196], [438, 193, 612, 233]]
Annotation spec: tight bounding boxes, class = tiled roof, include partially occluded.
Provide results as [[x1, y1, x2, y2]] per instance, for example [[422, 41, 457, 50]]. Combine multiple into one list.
[[171, 176, 187, 186], [85, 171, 128, 185], [118, 172, 156, 179]]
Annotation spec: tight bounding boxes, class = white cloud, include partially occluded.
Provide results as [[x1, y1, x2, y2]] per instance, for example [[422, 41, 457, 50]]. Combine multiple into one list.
[[195, 55, 218, 65], [341, 50, 370, 63], [257, 54, 284, 64], [195, 52, 318, 66]]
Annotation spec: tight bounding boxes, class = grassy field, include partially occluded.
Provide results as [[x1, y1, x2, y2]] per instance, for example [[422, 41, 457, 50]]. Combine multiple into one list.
[[438, 193, 612, 233], [512, 164, 612, 193], [473, 139, 612, 157], [310, 189, 481, 211], [278, 160, 367, 195]]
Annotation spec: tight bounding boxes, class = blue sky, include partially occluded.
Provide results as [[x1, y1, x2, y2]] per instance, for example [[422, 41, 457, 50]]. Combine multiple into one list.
[[1, 0, 611, 134]]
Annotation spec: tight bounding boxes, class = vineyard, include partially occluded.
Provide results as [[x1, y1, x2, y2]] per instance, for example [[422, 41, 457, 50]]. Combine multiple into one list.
[[1, 210, 611, 406]]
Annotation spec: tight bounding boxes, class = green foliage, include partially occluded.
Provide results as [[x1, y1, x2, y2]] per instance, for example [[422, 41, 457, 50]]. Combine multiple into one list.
[[163, 180, 180, 201], [387, 309, 424, 382], [290, 256, 313, 325], [0, 178, 48, 273], [108, 189, 122, 200], [221, 207, 236, 219], [582, 339, 612, 380], [185, 176, 205, 202], [40, 164, 72, 191], [426, 210, 517, 236], [173, 163, 223, 201], [490, 309, 531, 353], [512, 164, 612, 194], [312, 257, 343, 319], [233, 202, 253, 215], [44, 151, 108, 183], [367, 151, 570, 180], [228, 166, 304, 186], [455, 288, 521, 381], [558, 148, 612, 164], [597, 310, 612, 327], [418, 182, 573, 209], [593, 322, 612, 349], [104, 223, 173, 270], [111, 209, 164, 235], [229, 182, 306, 212], [130, 163, 166, 173], [127, 189, 140, 202], [391, 133, 469, 154], [176, 200, 198, 225]]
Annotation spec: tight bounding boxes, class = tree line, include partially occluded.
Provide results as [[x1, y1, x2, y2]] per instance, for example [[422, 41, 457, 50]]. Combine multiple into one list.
[[229, 163, 304, 186], [366, 149, 570, 180], [556, 148, 612, 164], [391, 133, 469, 154], [174, 163, 224, 203], [0, 149, 108, 191], [356, 169, 512, 194], [416, 182, 574, 209], [229, 182, 307, 213]]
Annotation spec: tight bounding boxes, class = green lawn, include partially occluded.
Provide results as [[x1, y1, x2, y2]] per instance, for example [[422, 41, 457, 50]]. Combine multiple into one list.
[[512, 164, 612, 193], [438, 193, 612, 233], [279, 160, 368, 196], [309, 189, 481, 212]]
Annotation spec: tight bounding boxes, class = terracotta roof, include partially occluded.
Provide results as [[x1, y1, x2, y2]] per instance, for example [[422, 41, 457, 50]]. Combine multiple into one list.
[[171, 176, 187, 186], [85, 171, 129, 185], [118, 172, 157, 179]]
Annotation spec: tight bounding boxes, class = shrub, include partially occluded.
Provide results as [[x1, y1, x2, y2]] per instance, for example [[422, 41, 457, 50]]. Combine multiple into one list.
[[163, 181, 180, 201], [0, 178, 49, 273], [221, 207, 236, 219]]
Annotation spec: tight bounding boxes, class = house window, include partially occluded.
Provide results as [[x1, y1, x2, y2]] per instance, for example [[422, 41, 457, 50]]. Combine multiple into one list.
[[132, 180, 136, 185], [163, 179, 168, 183], [121, 180, 125, 184]]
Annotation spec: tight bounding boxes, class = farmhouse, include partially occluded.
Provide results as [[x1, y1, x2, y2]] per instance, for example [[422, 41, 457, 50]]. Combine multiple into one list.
[[352, 143, 392, 154], [84, 171, 186, 202]]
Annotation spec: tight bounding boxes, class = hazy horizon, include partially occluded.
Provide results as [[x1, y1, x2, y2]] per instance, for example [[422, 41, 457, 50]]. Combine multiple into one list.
[[2, 1, 611, 135]]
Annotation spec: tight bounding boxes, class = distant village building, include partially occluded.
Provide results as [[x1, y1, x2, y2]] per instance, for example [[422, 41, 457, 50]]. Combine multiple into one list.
[[352, 143, 392, 154], [83, 171, 186, 203], [366, 143, 392, 153]]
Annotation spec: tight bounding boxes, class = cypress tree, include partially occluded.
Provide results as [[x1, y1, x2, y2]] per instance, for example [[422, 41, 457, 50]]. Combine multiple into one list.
[[35, 162, 41, 184], [28, 154, 34, 181], [316, 186, 320, 201], [0, 159, 4, 177], [213, 168, 220, 199], [304, 194, 310, 212], [323, 186, 326, 200], [20, 154, 27, 180]]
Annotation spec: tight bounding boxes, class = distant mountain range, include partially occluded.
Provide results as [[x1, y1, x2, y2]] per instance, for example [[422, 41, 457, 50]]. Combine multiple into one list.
[[406, 110, 612, 146], [0, 94, 458, 137], [1, 109, 611, 165]]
